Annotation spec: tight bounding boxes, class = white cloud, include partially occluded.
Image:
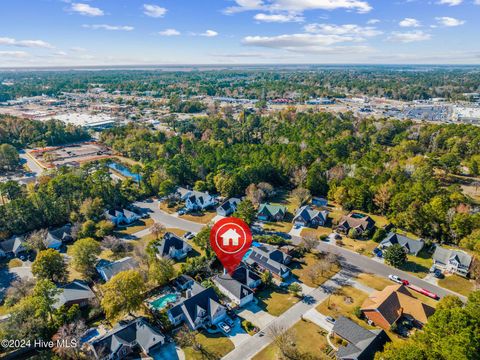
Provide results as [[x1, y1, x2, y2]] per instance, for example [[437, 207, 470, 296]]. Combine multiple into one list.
[[71, 3, 104, 16], [0, 37, 53, 48], [158, 29, 181, 36], [82, 24, 134, 31], [254, 13, 304, 22], [200, 30, 219, 37], [143, 4, 167, 18], [399, 18, 421, 27], [367, 19, 380, 25], [226, 0, 372, 14], [435, 16, 465, 27], [389, 30, 431, 43], [438, 0, 462, 5], [304, 23, 382, 38], [0, 51, 29, 58]]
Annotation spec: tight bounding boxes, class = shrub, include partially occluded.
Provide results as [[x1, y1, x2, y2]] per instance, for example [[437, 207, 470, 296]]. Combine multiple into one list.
[[353, 306, 362, 319]]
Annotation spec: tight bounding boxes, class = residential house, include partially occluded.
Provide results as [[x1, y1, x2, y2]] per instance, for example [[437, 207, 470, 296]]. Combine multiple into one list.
[[174, 275, 195, 291], [0, 236, 27, 258], [177, 187, 216, 211], [216, 198, 241, 217], [155, 232, 192, 260], [311, 197, 328, 207], [336, 213, 375, 235], [96, 257, 139, 282], [230, 265, 262, 289], [257, 203, 286, 222], [90, 318, 165, 360], [433, 246, 472, 277], [245, 244, 291, 279], [332, 317, 389, 360], [168, 285, 227, 330], [380, 233, 425, 256], [293, 205, 328, 228], [44, 224, 73, 249], [213, 273, 254, 307], [55, 280, 96, 309], [104, 209, 141, 226], [361, 284, 435, 331]]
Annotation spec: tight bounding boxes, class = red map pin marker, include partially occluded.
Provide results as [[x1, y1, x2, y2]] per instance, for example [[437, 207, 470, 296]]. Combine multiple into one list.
[[210, 217, 252, 274]]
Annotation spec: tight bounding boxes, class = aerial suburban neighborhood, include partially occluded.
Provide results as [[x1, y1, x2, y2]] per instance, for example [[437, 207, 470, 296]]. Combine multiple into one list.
[[1, 1, 480, 359]]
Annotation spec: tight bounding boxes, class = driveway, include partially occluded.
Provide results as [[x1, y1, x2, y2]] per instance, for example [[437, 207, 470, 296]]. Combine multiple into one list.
[[133, 200, 203, 233], [289, 226, 303, 237], [303, 308, 334, 332], [151, 342, 185, 360], [225, 318, 251, 347], [237, 302, 277, 329], [0, 262, 33, 299]]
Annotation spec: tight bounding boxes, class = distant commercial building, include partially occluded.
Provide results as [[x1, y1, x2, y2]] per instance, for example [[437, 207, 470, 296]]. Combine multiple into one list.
[[52, 113, 117, 129], [306, 98, 335, 105]]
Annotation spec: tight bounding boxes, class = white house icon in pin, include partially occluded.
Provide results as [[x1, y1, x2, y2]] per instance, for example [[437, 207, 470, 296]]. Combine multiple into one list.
[[220, 228, 241, 247]]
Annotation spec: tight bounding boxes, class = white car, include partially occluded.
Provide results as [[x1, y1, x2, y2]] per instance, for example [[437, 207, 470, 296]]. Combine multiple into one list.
[[219, 322, 231, 333], [388, 274, 402, 284]]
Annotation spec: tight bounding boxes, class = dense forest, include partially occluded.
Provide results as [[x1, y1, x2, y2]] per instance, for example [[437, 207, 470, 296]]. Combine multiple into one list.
[[1, 66, 480, 102], [100, 110, 480, 251]]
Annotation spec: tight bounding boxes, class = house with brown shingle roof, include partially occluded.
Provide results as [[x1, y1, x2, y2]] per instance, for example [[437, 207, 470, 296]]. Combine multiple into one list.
[[361, 284, 435, 331], [336, 213, 375, 235]]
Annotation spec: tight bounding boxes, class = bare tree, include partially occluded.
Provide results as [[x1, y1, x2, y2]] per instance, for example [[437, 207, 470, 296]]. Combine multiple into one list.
[[4, 278, 35, 306], [291, 187, 311, 206], [246, 183, 265, 206], [324, 252, 340, 271], [300, 236, 319, 253], [52, 320, 87, 359], [267, 323, 301, 359], [25, 229, 48, 252], [292, 166, 308, 187], [150, 223, 166, 240], [102, 235, 131, 255]]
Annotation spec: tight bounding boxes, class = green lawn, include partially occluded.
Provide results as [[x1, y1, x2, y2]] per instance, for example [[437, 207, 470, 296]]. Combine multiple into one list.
[[180, 211, 217, 224], [183, 331, 234, 360], [355, 273, 392, 291], [336, 237, 378, 256], [438, 274, 475, 297], [316, 286, 369, 321], [301, 226, 332, 239], [253, 320, 332, 360], [116, 218, 154, 235], [398, 250, 433, 279], [256, 287, 300, 316]]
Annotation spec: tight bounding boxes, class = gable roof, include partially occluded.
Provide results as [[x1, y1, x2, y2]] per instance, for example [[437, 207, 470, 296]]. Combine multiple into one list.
[[96, 257, 139, 281], [177, 187, 213, 205], [218, 198, 241, 213], [169, 287, 225, 329], [333, 316, 386, 360], [361, 284, 435, 325], [47, 224, 73, 243], [246, 246, 290, 277], [380, 233, 424, 254], [293, 205, 328, 223], [0, 236, 26, 254], [433, 246, 472, 269], [91, 318, 164, 358], [156, 232, 189, 257], [338, 213, 375, 232], [257, 203, 286, 218], [231, 265, 261, 286], [214, 274, 253, 300], [55, 280, 95, 308]]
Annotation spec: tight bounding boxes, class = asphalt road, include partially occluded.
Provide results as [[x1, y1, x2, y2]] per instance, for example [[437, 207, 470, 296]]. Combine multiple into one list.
[[19, 150, 44, 177]]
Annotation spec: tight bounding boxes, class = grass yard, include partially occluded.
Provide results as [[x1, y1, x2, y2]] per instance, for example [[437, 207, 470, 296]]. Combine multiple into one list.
[[268, 189, 300, 214], [291, 253, 340, 288], [116, 218, 154, 235], [316, 285, 369, 321], [253, 319, 333, 360], [263, 221, 293, 233], [301, 226, 332, 239], [180, 211, 217, 224], [159, 201, 180, 214], [352, 210, 390, 228], [7, 258, 22, 269], [398, 250, 433, 279], [337, 237, 378, 256], [256, 287, 300, 316], [355, 273, 392, 291], [183, 331, 235, 360], [438, 274, 475, 297]]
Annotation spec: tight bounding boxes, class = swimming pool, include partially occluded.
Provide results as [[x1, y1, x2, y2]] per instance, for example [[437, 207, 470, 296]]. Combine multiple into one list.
[[242, 242, 261, 261], [149, 293, 178, 310], [109, 162, 142, 183], [80, 328, 100, 344]]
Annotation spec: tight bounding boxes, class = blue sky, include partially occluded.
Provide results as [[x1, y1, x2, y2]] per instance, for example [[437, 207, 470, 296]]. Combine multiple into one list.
[[0, 0, 479, 67]]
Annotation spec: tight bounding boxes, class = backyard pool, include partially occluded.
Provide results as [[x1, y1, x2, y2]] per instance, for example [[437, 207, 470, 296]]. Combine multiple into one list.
[[242, 241, 261, 261], [80, 328, 100, 344], [149, 293, 178, 310]]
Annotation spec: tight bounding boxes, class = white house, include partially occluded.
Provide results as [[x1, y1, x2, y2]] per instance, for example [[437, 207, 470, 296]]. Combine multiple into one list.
[[177, 187, 216, 211], [213, 274, 254, 307], [433, 246, 472, 277], [104, 209, 141, 226], [155, 232, 192, 260], [96, 257, 139, 282]]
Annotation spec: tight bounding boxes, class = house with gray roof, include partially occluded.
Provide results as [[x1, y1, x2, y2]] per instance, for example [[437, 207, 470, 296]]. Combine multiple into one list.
[[213, 273, 254, 307], [55, 280, 95, 309], [433, 246, 472, 277], [0, 236, 27, 258], [96, 257, 139, 282], [380, 232, 425, 256], [216, 198, 241, 217], [332, 317, 389, 360], [168, 286, 226, 330], [245, 245, 291, 279], [90, 317, 165, 360], [155, 232, 192, 260], [257, 203, 286, 222], [293, 205, 328, 228], [177, 187, 216, 211], [230, 265, 262, 289]]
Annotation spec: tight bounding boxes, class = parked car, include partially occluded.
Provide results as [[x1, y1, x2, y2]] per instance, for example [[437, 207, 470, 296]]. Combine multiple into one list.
[[279, 282, 289, 288], [294, 224, 303, 230], [325, 316, 336, 324], [388, 275, 402, 284], [433, 269, 444, 279], [183, 232, 195, 240], [219, 322, 231, 333], [178, 209, 186, 216]]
